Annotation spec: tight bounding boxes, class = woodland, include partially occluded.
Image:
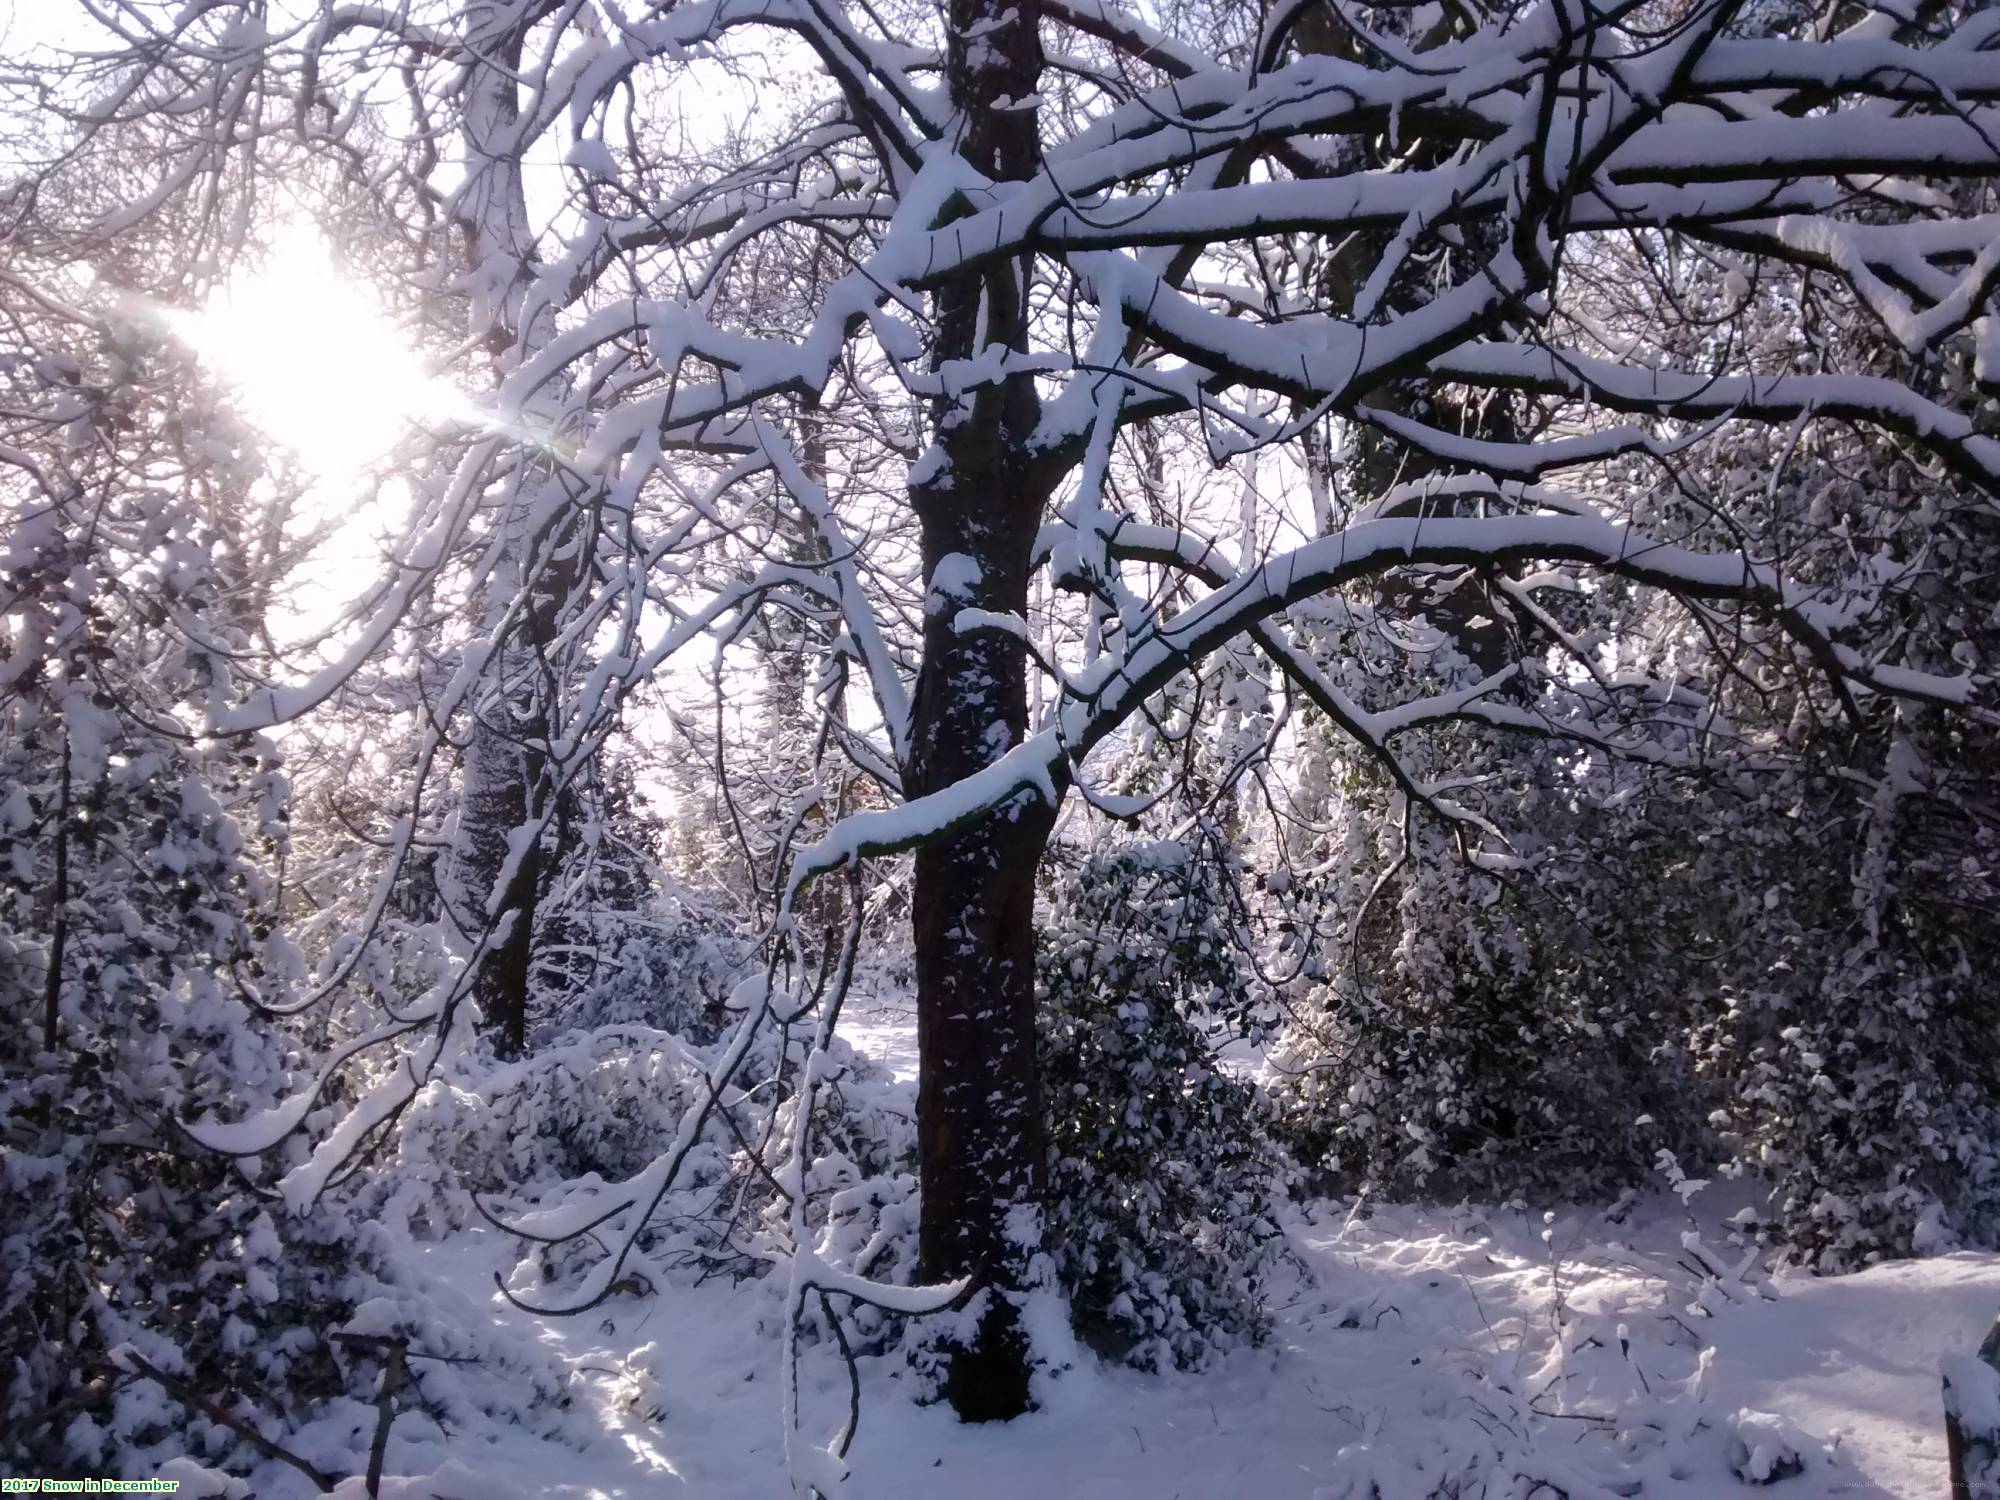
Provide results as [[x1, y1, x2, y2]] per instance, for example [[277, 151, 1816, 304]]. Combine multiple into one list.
[[2, 0, 1999, 1493]]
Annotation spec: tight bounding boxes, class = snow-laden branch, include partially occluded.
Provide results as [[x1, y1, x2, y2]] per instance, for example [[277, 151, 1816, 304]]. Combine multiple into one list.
[[1434, 343, 2000, 501], [794, 506, 1981, 894]]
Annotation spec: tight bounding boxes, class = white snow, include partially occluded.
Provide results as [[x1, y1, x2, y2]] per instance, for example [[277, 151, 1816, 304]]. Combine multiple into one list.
[[210, 1002, 2000, 1500], [925, 552, 983, 614], [1945, 1350, 2000, 1434]]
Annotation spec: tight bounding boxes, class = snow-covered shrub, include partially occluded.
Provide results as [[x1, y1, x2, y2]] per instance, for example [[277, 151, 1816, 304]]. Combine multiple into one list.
[[787, 1036, 929, 1352], [1036, 837, 1288, 1371], [0, 393, 355, 1469], [1270, 749, 1716, 1205], [1687, 734, 2000, 1268], [534, 889, 747, 1047], [1274, 725, 2000, 1271], [386, 1025, 729, 1221], [1269, 451, 2000, 1267]]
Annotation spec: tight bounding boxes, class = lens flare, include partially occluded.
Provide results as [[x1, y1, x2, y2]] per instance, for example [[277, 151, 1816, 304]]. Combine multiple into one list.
[[168, 222, 463, 478]]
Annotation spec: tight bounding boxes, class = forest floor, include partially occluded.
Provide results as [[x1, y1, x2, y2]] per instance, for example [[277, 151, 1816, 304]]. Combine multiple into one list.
[[168, 994, 2000, 1499]]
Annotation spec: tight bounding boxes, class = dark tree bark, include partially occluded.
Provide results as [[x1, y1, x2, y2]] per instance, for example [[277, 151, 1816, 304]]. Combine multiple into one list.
[[454, 722, 544, 1058], [905, 0, 1061, 1422], [452, 503, 588, 1057], [442, 3, 568, 1060], [40, 730, 70, 1052]]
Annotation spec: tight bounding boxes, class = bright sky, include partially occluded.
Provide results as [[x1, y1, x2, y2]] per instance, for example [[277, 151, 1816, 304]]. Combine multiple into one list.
[[172, 221, 460, 479], [167, 217, 750, 755], [166, 221, 466, 643]]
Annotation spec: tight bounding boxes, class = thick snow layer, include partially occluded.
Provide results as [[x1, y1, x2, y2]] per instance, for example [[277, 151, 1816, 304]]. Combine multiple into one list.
[[218, 1003, 1997, 1498]]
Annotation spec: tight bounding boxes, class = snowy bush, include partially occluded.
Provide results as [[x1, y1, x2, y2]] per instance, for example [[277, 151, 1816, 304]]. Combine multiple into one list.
[[1271, 625, 2000, 1268], [0, 428, 356, 1469], [387, 1026, 729, 1220], [1270, 753, 1715, 1206], [534, 891, 747, 1048], [757, 1015, 932, 1354], [1686, 741, 2000, 1269], [1036, 838, 1289, 1371]]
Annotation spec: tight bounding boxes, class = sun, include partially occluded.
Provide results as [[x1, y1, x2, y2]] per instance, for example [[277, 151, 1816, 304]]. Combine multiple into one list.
[[173, 222, 461, 478], [163, 222, 470, 644]]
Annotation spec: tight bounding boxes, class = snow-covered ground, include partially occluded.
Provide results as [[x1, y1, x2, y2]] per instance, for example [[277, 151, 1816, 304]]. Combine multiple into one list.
[[176, 996, 2000, 1499]]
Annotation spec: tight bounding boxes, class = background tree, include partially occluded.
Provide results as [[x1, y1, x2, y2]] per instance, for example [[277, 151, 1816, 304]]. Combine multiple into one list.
[[0, 156, 345, 1457]]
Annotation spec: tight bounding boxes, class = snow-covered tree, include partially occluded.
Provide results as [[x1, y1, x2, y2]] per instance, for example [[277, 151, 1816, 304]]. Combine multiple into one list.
[[0, 182, 348, 1462], [10, 0, 1999, 1458]]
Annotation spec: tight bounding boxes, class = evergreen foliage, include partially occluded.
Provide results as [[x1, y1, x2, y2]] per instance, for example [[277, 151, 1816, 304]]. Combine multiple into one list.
[[1038, 839, 1287, 1370]]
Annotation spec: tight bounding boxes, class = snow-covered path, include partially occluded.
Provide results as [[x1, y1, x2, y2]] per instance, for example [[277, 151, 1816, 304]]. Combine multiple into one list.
[[220, 996, 1999, 1498]]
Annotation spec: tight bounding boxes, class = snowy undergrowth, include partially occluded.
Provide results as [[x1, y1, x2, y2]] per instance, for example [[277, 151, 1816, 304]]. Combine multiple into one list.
[[182, 1188, 2000, 1498], [152, 992, 2000, 1500]]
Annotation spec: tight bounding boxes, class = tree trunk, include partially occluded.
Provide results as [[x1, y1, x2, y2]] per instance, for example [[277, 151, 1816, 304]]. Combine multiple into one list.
[[440, 5, 566, 1056], [906, 473, 1058, 1420], [453, 717, 543, 1056], [40, 729, 70, 1052], [450, 503, 586, 1055], [907, 0, 1056, 1420]]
